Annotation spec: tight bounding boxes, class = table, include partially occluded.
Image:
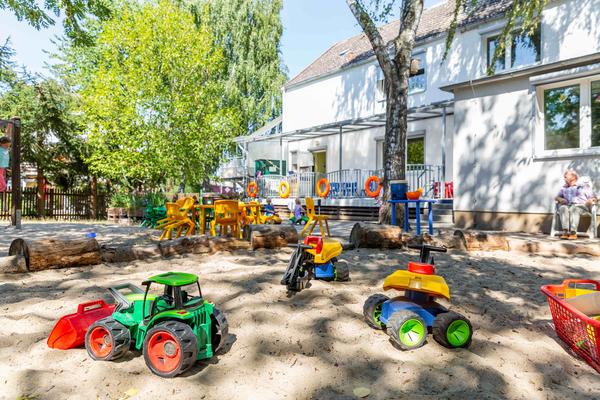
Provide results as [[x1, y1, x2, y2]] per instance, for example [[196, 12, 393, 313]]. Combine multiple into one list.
[[194, 204, 214, 235], [388, 199, 438, 235]]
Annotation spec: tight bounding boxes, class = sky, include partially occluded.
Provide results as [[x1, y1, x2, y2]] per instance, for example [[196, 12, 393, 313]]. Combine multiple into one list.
[[0, 0, 444, 80]]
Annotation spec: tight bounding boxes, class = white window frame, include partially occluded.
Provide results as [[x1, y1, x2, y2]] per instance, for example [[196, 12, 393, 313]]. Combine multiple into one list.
[[482, 25, 542, 75], [408, 51, 426, 95], [534, 74, 600, 159]]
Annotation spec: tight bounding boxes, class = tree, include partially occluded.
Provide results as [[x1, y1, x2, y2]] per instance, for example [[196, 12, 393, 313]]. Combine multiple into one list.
[[0, 0, 111, 44], [191, 0, 287, 134], [73, 0, 238, 188], [347, 0, 547, 223]]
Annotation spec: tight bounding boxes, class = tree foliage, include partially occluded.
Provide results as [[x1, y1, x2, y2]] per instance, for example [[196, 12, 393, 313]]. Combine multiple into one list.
[[192, 0, 287, 134], [71, 0, 238, 187]]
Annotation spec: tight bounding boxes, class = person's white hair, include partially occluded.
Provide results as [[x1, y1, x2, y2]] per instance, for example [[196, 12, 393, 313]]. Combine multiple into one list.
[[564, 169, 578, 178]]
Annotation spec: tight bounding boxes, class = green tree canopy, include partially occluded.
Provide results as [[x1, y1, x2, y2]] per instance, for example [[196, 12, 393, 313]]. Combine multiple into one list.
[[192, 0, 287, 134], [73, 0, 238, 187]]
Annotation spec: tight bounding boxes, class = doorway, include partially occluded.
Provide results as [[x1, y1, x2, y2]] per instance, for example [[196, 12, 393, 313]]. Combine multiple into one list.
[[312, 151, 326, 173]]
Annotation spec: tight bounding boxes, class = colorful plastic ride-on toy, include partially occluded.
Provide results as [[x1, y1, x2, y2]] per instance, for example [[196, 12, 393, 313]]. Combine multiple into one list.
[[84, 272, 228, 377], [363, 244, 473, 350], [281, 236, 350, 292]]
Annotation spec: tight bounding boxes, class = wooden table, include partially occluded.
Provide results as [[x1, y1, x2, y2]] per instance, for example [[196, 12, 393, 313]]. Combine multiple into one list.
[[388, 199, 437, 235]]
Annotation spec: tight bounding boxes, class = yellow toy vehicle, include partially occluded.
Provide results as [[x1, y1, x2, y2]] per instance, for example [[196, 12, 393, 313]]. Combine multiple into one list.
[[281, 236, 350, 292]]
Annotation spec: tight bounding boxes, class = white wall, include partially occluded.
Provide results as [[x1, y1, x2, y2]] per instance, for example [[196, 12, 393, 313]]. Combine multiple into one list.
[[282, 0, 599, 133]]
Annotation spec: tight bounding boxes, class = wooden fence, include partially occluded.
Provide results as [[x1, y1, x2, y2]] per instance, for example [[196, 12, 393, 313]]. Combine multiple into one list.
[[0, 189, 107, 220]]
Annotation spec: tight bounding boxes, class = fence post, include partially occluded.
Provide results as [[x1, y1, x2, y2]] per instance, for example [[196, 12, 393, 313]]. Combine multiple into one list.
[[91, 176, 98, 219], [6, 117, 21, 228]]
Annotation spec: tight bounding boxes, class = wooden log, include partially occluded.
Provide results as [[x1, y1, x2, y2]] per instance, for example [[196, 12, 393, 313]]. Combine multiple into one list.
[[101, 235, 250, 263], [0, 255, 27, 273], [453, 230, 509, 251], [242, 224, 298, 250], [349, 222, 403, 248], [9, 238, 102, 272]]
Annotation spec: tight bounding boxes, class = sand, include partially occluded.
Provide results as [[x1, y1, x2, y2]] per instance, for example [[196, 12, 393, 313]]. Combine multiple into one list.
[[1, 222, 600, 399]]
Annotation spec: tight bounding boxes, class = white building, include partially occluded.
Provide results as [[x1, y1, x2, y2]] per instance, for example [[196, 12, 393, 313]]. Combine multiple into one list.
[[228, 0, 600, 232]]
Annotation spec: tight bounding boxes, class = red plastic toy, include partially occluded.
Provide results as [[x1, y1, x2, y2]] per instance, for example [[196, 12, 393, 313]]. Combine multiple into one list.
[[47, 300, 115, 350]]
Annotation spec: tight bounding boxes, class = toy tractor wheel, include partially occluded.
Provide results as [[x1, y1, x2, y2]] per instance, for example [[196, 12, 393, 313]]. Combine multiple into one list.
[[387, 310, 427, 350], [211, 307, 229, 354], [334, 260, 350, 282], [85, 317, 131, 361], [143, 321, 198, 378], [363, 294, 389, 330], [432, 311, 473, 349]]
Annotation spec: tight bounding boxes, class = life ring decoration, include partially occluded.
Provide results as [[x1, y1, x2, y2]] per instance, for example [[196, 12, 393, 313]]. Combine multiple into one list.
[[365, 176, 382, 198], [316, 178, 330, 198], [278, 181, 291, 199], [247, 181, 258, 198]]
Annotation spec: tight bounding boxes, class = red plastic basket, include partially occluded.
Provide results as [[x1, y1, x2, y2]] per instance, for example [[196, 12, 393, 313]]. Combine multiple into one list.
[[541, 279, 600, 373]]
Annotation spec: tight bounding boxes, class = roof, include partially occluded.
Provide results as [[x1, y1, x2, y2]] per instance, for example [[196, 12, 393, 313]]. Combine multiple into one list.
[[146, 272, 198, 286], [286, 0, 512, 88]]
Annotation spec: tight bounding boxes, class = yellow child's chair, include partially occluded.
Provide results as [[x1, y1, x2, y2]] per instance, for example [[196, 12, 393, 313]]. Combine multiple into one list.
[[159, 197, 195, 240], [301, 197, 330, 237], [155, 197, 188, 229], [211, 200, 240, 238]]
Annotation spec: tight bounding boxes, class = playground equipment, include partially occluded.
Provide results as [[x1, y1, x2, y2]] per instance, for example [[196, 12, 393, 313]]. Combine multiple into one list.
[[47, 272, 228, 378], [210, 200, 240, 237], [281, 235, 350, 292], [278, 181, 291, 199], [316, 178, 330, 198], [365, 176, 382, 198], [301, 197, 330, 237], [158, 197, 195, 240], [363, 244, 473, 350]]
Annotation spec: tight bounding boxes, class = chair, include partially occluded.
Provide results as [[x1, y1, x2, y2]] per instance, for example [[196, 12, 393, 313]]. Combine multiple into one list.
[[301, 197, 330, 237], [210, 200, 240, 238], [550, 176, 598, 239], [159, 197, 195, 240]]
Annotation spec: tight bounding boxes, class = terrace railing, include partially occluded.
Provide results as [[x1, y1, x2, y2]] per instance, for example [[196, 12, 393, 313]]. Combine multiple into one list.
[[252, 164, 446, 200]]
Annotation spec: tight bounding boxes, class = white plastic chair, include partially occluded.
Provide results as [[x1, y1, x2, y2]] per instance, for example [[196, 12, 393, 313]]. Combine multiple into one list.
[[550, 176, 598, 239]]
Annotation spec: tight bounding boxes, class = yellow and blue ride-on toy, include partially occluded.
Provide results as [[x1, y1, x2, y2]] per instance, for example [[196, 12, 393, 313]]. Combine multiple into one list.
[[281, 236, 350, 292], [363, 244, 473, 350]]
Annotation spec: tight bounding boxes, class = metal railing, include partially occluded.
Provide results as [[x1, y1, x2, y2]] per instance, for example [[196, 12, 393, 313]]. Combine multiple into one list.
[[250, 164, 446, 199]]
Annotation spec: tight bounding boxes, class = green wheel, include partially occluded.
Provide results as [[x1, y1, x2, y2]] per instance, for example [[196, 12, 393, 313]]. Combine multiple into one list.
[[432, 311, 473, 348], [387, 310, 427, 350], [363, 294, 389, 330]]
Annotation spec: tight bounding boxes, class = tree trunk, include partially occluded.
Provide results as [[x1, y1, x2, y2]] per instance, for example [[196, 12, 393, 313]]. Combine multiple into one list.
[[242, 224, 298, 250], [9, 238, 102, 271], [349, 222, 403, 248], [36, 165, 45, 218], [453, 230, 509, 251], [91, 176, 98, 219]]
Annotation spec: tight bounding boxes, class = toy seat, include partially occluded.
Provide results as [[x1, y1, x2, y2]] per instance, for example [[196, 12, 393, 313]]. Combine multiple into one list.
[[301, 197, 330, 237], [159, 197, 195, 240], [211, 200, 240, 238]]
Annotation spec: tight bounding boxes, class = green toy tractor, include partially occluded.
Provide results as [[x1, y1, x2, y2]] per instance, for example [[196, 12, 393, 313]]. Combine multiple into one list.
[[84, 272, 228, 378]]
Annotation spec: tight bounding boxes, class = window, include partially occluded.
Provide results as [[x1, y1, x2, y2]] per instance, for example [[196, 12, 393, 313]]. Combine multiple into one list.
[[511, 28, 541, 68], [486, 25, 541, 72], [537, 75, 600, 156], [409, 53, 426, 94], [592, 80, 600, 147], [407, 137, 425, 164], [487, 35, 505, 71], [544, 85, 580, 150]]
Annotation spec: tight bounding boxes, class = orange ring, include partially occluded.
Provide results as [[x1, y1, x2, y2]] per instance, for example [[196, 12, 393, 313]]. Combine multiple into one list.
[[247, 181, 258, 198], [365, 176, 382, 198], [278, 181, 290, 198], [316, 178, 330, 198]]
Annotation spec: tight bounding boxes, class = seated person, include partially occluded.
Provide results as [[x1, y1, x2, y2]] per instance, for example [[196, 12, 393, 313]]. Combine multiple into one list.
[[555, 169, 597, 239], [289, 197, 308, 225], [263, 198, 277, 216]]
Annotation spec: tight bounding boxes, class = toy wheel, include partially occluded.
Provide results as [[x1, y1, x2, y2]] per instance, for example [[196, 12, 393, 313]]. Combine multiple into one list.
[[85, 317, 130, 361], [387, 310, 427, 350], [143, 321, 198, 378], [363, 294, 389, 330], [334, 260, 350, 282], [211, 307, 229, 354], [432, 311, 473, 348]]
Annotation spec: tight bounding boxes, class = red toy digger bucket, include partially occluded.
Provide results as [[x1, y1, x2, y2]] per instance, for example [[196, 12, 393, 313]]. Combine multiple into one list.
[[47, 300, 115, 350]]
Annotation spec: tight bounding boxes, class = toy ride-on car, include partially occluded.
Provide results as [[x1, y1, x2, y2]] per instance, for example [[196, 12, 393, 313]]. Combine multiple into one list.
[[281, 235, 350, 292], [84, 272, 228, 377], [363, 244, 473, 350]]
